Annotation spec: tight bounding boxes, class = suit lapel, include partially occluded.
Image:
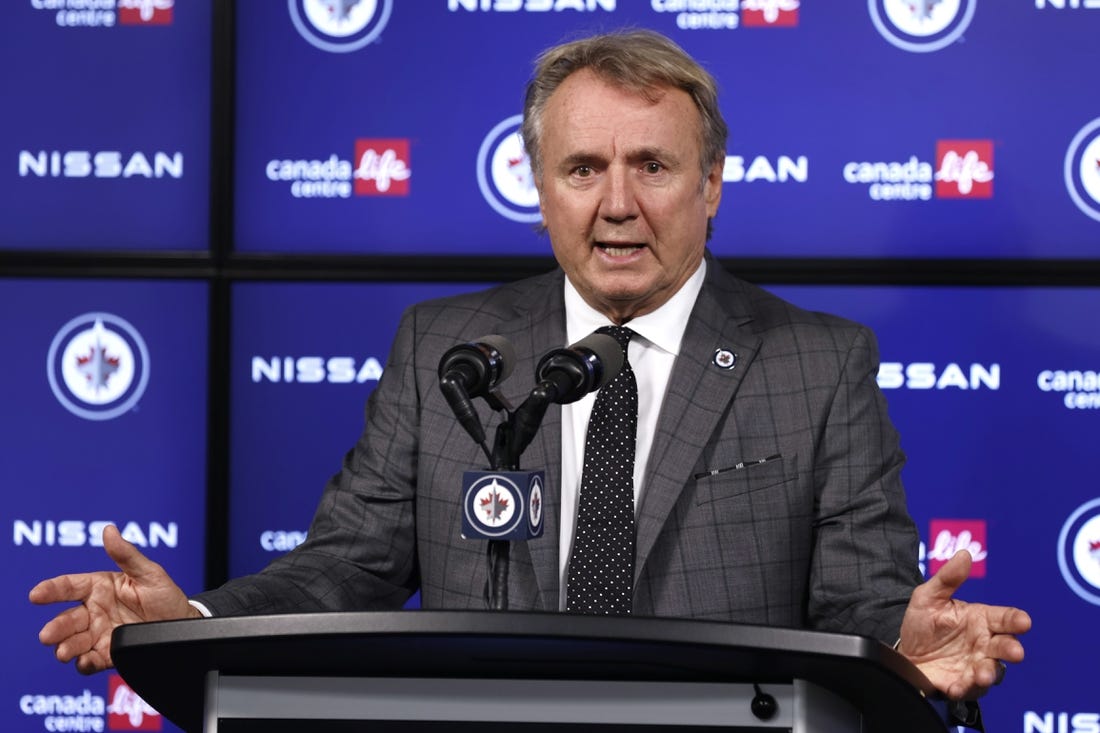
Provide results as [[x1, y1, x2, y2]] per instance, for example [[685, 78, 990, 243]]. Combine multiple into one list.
[[485, 271, 567, 611], [634, 261, 762, 585], [472, 262, 765, 604]]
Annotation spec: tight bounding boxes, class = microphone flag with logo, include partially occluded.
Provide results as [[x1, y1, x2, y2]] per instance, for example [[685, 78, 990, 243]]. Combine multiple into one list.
[[461, 470, 544, 541]]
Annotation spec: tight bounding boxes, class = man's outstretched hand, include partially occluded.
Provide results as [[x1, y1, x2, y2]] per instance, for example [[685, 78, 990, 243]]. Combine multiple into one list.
[[29, 524, 201, 674], [899, 550, 1031, 700]]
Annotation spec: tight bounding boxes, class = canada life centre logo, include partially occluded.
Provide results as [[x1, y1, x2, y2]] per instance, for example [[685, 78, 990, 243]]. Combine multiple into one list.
[[844, 138, 993, 201], [1064, 117, 1100, 224], [645, 0, 800, 31], [19, 675, 161, 731], [1058, 498, 1100, 607], [925, 519, 987, 578], [31, 0, 174, 27], [266, 138, 411, 198], [478, 114, 541, 224], [289, 0, 392, 53], [47, 313, 150, 421], [868, 0, 977, 53]]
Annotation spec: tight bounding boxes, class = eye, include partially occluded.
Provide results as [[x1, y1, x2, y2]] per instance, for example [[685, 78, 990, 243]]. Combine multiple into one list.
[[573, 165, 593, 178], [643, 161, 664, 174]]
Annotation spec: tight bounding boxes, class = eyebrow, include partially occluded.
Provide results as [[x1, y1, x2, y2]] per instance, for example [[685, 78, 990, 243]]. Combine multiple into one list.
[[556, 147, 681, 170], [628, 147, 677, 164], [558, 152, 604, 170]]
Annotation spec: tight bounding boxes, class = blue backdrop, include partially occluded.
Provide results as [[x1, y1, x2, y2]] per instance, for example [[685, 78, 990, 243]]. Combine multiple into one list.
[[2, 1, 1098, 732]]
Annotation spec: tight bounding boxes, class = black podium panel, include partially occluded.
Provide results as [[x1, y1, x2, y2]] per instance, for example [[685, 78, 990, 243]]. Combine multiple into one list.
[[111, 610, 947, 733]]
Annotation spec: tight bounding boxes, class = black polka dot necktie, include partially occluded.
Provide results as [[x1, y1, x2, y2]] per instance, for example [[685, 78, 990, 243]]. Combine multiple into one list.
[[566, 325, 637, 615]]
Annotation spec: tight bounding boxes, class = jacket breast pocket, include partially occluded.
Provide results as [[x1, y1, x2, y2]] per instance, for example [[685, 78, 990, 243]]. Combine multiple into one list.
[[693, 454, 795, 506]]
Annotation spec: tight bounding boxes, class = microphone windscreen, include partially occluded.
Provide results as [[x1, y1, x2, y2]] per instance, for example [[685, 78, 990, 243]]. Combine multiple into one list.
[[570, 331, 624, 389], [476, 334, 516, 382]]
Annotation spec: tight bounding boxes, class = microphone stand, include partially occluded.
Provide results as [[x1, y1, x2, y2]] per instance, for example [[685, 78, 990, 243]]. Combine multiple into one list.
[[481, 391, 550, 611], [456, 334, 620, 612], [484, 422, 515, 611]]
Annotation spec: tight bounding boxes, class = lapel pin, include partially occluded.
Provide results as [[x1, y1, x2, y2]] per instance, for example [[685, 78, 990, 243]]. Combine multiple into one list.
[[713, 348, 737, 370]]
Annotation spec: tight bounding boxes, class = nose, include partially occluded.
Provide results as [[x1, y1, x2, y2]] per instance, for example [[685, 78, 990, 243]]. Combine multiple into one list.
[[599, 166, 639, 223]]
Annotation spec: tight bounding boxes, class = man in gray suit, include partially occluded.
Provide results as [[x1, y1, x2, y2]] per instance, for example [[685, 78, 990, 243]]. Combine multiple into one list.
[[31, 29, 1028, 707]]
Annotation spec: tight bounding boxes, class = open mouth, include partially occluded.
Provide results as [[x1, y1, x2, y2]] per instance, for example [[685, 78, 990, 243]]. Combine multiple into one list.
[[597, 243, 644, 257]]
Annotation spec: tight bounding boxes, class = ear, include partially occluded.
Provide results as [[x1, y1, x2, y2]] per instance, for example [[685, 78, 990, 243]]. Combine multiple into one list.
[[704, 160, 723, 217], [534, 172, 547, 219]]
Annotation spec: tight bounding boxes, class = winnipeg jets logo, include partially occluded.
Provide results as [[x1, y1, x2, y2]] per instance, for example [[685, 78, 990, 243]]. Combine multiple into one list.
[[1058, 498, 1100, 606], [465, 475, 520, 537], [288, 0, 392, 53], [47, 312, 150, 421], [528, 475, 544, 534], [1064, 116, 1100, 223], [477, 115, 541, 224], [868, 0, 976, 53], [903, 0, 943, 21], [478, 481, 513, 524]]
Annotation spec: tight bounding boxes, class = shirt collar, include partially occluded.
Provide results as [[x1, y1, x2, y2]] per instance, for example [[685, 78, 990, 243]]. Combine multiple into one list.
[[563, 258, 706, 357]]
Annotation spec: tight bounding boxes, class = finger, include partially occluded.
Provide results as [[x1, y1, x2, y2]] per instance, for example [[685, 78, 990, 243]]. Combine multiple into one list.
[[991, 606, 1032, 636], [922, 550, 973, 601], [38, 604, 90, 646], [101, 524, 163, 580], [986, 634, 1026, 664], [946, 679, 971, 701], [29, 573, 98, 606], [75, 649, 111, 676], [952, 658, 1008, 701], [54, 629, 97, 664], [947, 673, 992, 702], [972, 657, 1001, 689]]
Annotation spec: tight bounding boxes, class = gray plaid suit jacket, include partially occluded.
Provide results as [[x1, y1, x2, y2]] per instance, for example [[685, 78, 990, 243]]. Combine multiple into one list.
[[194, 252, 923, 644]]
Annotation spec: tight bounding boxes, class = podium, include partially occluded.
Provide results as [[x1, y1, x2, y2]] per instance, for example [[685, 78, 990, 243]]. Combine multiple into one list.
[[111, 610, 951, 733]]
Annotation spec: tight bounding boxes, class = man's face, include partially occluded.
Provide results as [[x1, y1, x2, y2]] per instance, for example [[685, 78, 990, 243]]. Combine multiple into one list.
[[535, 68, 723, 323]]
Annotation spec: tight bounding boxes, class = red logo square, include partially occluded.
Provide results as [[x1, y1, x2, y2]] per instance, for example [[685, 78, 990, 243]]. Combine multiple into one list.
[[740, 0, 800, 27], [107, 675, 162, 730], [117, 0, 174, 26], [928, 519, 987, 578], [354, 138, 411, 196], [935, 139, 994, 198]]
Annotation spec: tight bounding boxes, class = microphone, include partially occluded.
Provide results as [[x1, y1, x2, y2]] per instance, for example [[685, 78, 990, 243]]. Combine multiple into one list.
[[438, 335, 515, 446], [506, 331, 625, 463], [532, 331, 624, 405]]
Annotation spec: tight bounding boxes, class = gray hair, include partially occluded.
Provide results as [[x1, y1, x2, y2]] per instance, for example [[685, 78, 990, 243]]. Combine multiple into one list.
[[521, 29, 728, 182]]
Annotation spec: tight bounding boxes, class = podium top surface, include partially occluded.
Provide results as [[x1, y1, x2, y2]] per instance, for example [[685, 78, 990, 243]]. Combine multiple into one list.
[[112, 610, 945, 733]]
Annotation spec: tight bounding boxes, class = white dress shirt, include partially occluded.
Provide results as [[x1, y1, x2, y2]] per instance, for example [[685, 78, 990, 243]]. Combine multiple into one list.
[[557, 259, 706, 609]]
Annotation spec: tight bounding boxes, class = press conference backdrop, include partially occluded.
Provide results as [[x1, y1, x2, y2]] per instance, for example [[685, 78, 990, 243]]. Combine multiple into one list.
[[3, 2, 1099, 733], [233, 0, 1100, 258], [6, 280, 209, 733], [2, 1, 1099, 255], [0, 2, 211, 252]]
